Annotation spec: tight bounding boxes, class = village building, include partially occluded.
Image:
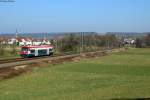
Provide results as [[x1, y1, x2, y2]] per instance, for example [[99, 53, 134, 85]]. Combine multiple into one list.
[[0, 37, 51, 46]]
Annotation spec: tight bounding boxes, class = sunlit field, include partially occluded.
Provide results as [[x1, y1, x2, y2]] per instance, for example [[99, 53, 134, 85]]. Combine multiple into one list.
[[0, 48, 150, 100]]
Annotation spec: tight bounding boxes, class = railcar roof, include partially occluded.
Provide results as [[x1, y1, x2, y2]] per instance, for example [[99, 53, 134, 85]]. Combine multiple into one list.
[[21, 45, 53, 48]]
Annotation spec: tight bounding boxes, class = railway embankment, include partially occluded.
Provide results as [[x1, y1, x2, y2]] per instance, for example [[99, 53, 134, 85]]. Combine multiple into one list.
[[0, 48, 125, 80]]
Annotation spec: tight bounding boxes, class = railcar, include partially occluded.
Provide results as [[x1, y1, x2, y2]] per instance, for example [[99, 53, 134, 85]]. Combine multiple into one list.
[[20, 45, 54, 58]]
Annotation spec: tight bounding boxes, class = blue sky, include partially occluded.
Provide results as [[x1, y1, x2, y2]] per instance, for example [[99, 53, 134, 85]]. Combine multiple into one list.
[[0, 0, 150, 33]]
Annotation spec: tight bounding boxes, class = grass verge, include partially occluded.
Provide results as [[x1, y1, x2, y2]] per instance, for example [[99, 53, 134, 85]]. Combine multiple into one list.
[[0, 48, 150, 100]]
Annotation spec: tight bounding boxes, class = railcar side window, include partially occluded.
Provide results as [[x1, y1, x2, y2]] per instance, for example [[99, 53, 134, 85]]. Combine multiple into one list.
[[30, 50, 35, 53], [38, 49, 47, 55]]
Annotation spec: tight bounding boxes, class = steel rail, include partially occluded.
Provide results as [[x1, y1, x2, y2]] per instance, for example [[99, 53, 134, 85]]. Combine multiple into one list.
[[0, 50, 110, 69]]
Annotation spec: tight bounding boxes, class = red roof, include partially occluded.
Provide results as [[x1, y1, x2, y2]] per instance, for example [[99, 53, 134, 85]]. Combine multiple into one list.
[[0, 37, 9, 42], [16, 37, 33, 42]]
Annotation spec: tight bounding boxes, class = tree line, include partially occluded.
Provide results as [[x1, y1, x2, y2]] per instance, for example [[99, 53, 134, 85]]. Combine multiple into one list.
[[1, 33, 149, 57], [136, 34, 150, 48], [52, 33, 121, 53]]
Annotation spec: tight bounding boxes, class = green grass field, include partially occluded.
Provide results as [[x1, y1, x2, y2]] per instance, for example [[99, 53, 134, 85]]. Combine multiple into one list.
[[0, 46, 20, 60], [0, 48, 150, 100], [0, 54, 20, 60]]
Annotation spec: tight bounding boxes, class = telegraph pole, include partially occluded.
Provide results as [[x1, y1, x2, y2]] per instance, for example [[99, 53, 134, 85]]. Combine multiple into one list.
[[80, 32, 84, 53], [15, 29, 18, 39], [108, 40, 110, 49], [82, 32, 84, 52], [15, 29, 18, 44]]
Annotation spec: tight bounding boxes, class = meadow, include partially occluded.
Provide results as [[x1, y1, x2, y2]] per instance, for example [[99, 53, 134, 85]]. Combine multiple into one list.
[[0, 48, 150, 100], [0, 45, 20, 60]]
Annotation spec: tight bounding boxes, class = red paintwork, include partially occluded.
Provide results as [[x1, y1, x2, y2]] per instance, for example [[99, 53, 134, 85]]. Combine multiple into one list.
[[20, 45, 54, 55], [20, 51, 28, 55]]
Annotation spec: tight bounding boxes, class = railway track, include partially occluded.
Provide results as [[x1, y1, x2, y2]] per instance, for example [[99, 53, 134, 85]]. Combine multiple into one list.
[[0, 49, 108, 64], [0, 54, 66, 64], [0, 58, 24, 64], [0, 57, 47, 64], [0, 49, 114, 69]]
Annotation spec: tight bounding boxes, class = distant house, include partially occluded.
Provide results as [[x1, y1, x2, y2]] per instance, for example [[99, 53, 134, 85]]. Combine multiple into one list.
[[41, 39, 51, 45], [124, 38, 135, 44], [16, 37, 26, 46], [32, 39, 42, 46], [17, 37, 35, 46], [0, 37, 9, 44], [8, 38, 17, 45], [0, 37, 51, 46], [25, 38, 32, 45], [131, 40, 135, 44]]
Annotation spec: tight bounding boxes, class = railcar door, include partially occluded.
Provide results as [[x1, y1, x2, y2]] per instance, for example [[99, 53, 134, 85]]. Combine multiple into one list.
[[49, 48, 53, 55], [35, 49, 38, 56], [30, 49, 35, 57], [47, 48, 49, 55]]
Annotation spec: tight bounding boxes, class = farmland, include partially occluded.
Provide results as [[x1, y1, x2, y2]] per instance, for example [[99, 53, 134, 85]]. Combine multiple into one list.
[[0, 48, 150, 100]]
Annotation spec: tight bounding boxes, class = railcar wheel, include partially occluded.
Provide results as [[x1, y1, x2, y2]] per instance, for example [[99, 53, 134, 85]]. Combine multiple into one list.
[[22, 55, 28, 58], [49, 52, 53, 56]]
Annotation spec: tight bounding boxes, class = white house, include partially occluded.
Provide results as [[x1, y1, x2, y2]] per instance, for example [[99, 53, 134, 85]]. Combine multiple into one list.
[[17, 38, 26, 46], [32, 39, 42, 46], [25, 38, 32, 45], [131, 40, 135, 44], [8, 38, 18, 45], [0, 37, 8, 44], [41, 39, 51, 45], [1, 37, 51, 46], [124, 38, 135, 44]]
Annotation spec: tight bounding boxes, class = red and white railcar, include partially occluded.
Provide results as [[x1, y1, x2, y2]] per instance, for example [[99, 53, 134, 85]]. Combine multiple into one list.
[[20, 45, 54, 57]]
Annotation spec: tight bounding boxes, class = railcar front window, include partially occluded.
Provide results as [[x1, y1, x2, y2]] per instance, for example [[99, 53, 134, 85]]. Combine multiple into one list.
[[22, 48, 28, 52], [49, 48, 53, 52]]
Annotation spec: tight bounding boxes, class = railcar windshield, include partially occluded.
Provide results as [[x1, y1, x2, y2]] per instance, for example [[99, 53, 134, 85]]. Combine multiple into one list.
[[21, 47, 28, 52], [49, 48, 53, 51]]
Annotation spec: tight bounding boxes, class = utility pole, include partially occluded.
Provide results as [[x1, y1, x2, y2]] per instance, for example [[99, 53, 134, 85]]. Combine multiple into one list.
[[80, 32, 84, 53], [15, 29, 18, 44], [55, 39, 58, 53], [15, 29, 18, 39], [107, 40, 110, 49], [82, 32, 84, 52]]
